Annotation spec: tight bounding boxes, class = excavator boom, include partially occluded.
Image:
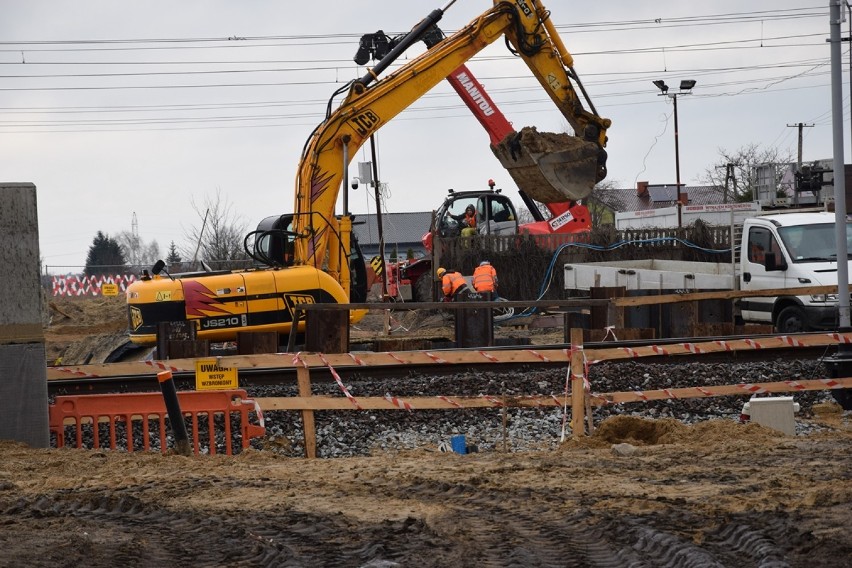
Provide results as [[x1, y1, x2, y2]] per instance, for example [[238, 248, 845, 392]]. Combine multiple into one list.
[[294, 0, 610, 272]]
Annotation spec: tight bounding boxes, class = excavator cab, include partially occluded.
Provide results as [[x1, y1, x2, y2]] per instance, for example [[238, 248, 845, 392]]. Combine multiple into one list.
[[248, 214, 369, 303]]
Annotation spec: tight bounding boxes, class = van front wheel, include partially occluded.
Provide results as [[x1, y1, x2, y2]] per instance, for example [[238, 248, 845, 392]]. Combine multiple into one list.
[[776, 305, 808, 333]]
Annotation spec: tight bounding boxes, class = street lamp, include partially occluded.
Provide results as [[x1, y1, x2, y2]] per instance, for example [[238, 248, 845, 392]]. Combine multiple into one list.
[[653, 79, 696, 228]]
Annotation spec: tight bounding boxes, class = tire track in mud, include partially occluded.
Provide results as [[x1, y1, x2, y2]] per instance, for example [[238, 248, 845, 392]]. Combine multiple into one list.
[[0, 475, 819, 567], [348, 474, 803, 568]]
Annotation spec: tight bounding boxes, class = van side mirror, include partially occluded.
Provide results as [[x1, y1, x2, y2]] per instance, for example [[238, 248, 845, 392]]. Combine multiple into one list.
[[764, 251, 787, 272]]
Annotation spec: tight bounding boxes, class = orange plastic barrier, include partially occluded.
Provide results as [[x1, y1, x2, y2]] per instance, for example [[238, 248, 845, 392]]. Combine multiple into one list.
[[50, 389, 265, 455]]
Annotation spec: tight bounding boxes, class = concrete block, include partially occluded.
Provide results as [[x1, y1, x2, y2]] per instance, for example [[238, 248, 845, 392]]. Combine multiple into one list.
[[746, 396, 798, 436]]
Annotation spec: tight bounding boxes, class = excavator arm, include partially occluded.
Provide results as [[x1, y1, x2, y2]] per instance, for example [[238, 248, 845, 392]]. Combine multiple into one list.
[[293, 0, 610, 279]]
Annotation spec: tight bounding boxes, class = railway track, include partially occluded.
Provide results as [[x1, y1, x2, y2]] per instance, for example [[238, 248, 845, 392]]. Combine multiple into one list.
[[47, 332, 842, 396]]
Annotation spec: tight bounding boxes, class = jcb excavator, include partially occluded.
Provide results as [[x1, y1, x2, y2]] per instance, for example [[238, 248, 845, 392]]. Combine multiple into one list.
[[125, 0, 611, 345]]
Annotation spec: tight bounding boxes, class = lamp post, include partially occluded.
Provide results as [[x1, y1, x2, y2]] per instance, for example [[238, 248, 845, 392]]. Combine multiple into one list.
[[653, 79, 696, 228]]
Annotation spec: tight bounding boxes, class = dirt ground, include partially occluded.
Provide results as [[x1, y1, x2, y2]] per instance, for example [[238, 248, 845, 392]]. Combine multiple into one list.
[[26, 297, 851, 565], [44, 296, 129, 365], [1, 411, 850, 566]]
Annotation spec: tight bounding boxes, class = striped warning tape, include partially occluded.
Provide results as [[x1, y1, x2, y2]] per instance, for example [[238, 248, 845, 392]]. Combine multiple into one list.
[[527, 350, 551, 362], [478, 350, 500, 362], [291, 352, 309, 368], [144, 360, 183, 373], [481, 394, 504, 406], [52, 367, 101, 378], [318, 353, 361, 410], [622, 347, 640, 358], [384, 392, 413, 411], [385, 352, 408, 364], [738, 383, 767, 395], [651, 345, 669, 356], [780, 335, 806, 348], [347, 353, 368, 366], [438, 395, 463, 408], [424, 352, 448, 364], [662, 388, 680, 399], [679, 342, 704, 354], [829, 332, 852, 344]]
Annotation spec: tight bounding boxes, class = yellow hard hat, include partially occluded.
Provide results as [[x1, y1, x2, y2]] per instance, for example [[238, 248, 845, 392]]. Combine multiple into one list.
[[436, 267, 446, 277]]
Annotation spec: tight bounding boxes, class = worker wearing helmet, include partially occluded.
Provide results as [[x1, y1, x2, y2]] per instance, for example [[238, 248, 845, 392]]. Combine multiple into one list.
[[437, 267, 469, 301], [472, 260, 498, 298]]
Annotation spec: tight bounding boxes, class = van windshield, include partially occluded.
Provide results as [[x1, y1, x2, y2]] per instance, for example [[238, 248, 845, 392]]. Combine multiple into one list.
[[777, 222, 852, 262]]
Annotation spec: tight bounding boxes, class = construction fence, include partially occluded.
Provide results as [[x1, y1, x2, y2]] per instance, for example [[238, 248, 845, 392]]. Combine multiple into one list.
[[47, 330, 852, 458]]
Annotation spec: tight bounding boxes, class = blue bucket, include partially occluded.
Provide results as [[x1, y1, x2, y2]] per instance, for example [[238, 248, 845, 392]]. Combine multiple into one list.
[[450, 435, 467, 455]]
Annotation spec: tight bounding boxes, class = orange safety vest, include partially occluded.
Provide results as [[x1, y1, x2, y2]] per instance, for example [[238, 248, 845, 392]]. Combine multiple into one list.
[[442, 271, 467, 297], [472, 264, 497, 292], [463, 211, 476, 228]]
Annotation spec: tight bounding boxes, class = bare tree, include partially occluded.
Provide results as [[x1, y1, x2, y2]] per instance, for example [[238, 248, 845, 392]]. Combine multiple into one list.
[[584, 179, 621, 226], [116, 231, 161, 269], [184, 188, 249, 270], [700, 143, 794, 202]]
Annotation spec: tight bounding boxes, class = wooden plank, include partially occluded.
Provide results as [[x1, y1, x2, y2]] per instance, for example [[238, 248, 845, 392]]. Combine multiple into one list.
[[591, 377, 852, 406], [612, 284, 844, 308], [570, 328, 585, 438], [296, 366, 316, 459], [253, 376, 852, 411], [46, 331, 852, 379], [586, 332, 851, 362]]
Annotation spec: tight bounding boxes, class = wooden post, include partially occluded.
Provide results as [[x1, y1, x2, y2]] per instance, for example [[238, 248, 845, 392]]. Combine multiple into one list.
[[570, 328, 586, 437], [237, 332, 279, 355], [296, 366, 317, 459], [305, 309, 349, 353]]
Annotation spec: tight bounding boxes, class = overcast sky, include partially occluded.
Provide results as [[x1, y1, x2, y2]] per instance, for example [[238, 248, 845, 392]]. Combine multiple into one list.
[[0, 1, 842, 271]]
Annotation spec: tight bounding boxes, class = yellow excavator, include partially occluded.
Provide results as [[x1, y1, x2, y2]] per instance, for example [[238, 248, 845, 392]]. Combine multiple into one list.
[[125, 0, 611, 345]]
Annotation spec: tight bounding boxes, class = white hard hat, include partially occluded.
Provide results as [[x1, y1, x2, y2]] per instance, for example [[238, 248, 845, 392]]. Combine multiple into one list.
[[480, 260, 490, 266]]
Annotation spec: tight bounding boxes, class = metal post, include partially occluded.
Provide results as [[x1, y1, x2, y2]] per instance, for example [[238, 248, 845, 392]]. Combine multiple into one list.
[[673, 93, 682, 228], [831, 0, 851, 328], [157, 370, 192, 456], [369, 134, 389, 299]]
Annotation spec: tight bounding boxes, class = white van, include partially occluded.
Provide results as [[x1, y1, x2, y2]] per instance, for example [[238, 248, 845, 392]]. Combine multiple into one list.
[[740, 211, 852, 332]]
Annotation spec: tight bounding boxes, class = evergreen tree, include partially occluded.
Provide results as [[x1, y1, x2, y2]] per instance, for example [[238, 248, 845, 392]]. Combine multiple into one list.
[[166, 241, 182, 265], [85, 231, 127, 276]]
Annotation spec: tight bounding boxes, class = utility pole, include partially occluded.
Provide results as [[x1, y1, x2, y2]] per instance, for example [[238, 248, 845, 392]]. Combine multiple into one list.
[[829, 0, 850, 328], [787, 123, 814, 206]]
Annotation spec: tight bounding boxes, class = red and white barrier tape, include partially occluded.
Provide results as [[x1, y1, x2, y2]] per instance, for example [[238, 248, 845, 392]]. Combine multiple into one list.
[[424, 352, 447, 364], [318, 353, 361, 409], [384, 392, 413, 411], [438, 395, 463, 408], [478, 350, 500, 362], [144, 360, 183, 373], [52, 367, 101, 378]]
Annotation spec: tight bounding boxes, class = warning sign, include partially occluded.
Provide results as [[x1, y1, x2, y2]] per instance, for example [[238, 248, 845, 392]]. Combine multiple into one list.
[[101, 283, 119, 296], [195, 359, 238, 391]]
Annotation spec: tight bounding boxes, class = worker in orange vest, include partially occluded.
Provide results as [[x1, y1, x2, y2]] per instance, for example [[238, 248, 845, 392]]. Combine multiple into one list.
[[437, 267, 469, 301], [472, 260, 498, 298]]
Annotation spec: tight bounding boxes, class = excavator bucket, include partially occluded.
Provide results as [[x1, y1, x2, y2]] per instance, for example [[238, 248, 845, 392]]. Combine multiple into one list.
[[492, 126, 603, 203]]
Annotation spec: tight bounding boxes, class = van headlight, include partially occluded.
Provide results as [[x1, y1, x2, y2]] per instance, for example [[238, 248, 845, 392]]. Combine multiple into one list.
[[810, 294, 838, 302]]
